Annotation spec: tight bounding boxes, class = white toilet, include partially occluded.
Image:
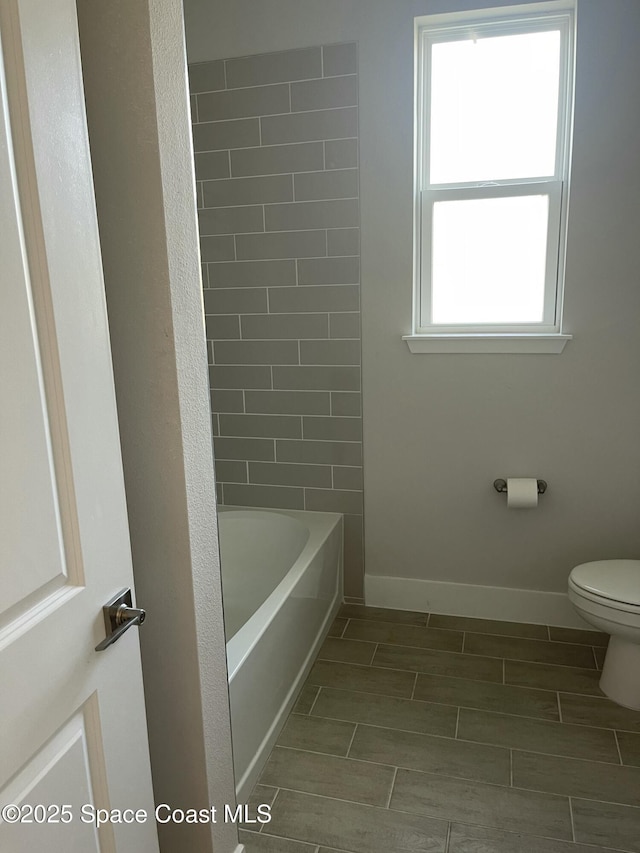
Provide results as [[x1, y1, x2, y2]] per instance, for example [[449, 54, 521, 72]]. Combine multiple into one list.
[[568, 560, 640, 709]]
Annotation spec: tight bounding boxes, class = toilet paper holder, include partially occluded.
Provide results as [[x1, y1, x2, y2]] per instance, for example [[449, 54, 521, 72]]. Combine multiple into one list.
[[493, 479, 547, 495]]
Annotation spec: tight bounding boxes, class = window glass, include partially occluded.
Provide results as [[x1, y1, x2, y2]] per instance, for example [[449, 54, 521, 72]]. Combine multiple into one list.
[[431, 194, 550, 324], [429, 30, 562, 184]]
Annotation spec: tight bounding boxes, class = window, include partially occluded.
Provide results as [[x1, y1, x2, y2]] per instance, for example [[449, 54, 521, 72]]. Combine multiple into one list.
[[407, 2, 575, 353]]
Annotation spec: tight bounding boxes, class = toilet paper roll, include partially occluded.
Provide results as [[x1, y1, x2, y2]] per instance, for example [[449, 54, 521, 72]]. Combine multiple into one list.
[[507, 478, 539, 509]]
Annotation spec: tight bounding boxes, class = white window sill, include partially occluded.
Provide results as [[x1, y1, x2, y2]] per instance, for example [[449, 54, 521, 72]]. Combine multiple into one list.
[[403, 333, 572, 354]]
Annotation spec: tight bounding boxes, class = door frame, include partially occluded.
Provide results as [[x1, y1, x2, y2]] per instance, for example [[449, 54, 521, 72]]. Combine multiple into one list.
[[75, 2, 240, 852]]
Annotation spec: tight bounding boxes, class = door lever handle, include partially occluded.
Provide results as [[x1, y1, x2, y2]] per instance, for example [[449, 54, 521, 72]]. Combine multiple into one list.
[[95, 588, 146, 651]]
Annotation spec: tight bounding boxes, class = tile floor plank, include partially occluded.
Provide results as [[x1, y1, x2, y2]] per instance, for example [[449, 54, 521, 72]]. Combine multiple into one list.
[[327, 617, 348, 638], [617, 731, 640, 767], [277, 713, 356, 756], [240, 829, 318, 852], [307, 659, 416, 698], [505, 659, 602, 695], [390, 768, 573, 839], [349, 723, 510, 785], [512, 749, 640, 806], [373, 644, 503, 683], [559, 692, 640, 732], [260, 747, 395, 807], [317, 636, 377, 665], [414, 672, 560, 720], [549, 626, 608, 647], [338, 603, 428, 625], [310, 686, 457, 737], [429, 614, 548, 640], [457, 708, 620, 763], [448, 822, 627, 853], [572, 798, 640, 853], [240, 784, 279, 831], [464, 633, 596, 669], [267, 788, 448, 853], [294, 684, 320, 714], [344, 618, 463, 652]]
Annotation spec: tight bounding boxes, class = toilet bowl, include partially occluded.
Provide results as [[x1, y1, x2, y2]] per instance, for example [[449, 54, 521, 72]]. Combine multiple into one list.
[[568, 560, 640, 710]]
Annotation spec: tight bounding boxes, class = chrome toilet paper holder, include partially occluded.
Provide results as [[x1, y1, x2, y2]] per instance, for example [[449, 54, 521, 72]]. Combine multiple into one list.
[[493, 479, 547, 495]]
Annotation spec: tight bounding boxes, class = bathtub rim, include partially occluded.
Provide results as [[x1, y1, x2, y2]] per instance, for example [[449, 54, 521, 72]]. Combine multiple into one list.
[[218, 505, 342, 680]]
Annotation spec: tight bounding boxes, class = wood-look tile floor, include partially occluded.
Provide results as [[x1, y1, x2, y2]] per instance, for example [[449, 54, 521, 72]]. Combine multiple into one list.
[[240, 605, 640, 853]]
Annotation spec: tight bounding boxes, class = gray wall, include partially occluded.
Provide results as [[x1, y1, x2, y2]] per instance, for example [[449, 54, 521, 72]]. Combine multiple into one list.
[[185, 0, 640, 597], [189, 44, 364, 597]]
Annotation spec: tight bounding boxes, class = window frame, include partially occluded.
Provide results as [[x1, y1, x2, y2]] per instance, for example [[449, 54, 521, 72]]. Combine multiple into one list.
[[410, 1, 576, 347]]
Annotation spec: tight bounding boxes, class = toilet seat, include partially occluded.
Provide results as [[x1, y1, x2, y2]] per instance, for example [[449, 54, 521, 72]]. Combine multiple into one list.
[[569, 560, 640, 612]]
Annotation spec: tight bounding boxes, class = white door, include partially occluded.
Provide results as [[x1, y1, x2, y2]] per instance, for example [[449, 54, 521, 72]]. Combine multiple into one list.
[[0, 0, 159, 850]]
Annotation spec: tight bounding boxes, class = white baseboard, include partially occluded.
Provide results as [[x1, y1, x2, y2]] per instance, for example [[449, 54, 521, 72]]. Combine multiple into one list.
[[365, 574, 592, 629]]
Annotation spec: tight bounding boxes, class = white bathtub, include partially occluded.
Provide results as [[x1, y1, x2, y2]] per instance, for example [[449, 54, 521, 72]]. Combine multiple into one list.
[[218, 506, 343, 800]]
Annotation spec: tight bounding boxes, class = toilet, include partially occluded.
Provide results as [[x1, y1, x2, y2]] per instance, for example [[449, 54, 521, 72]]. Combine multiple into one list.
[[568, 560, 640, 710]]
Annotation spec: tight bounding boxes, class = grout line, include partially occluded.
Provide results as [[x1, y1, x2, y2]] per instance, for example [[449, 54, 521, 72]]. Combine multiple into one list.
[[410, 671, 418, 700], [205, 105, 358, 126], [461, 632, 466, 653], [613, 729, 623, 765], [339, 618, 349, 638], [568, 796, 576, 842], [206, 251, 358, 261], [557, 691, 563, 723], [444, 822, 452, 853], [259, 787, 279, 834], [386, 767, 398, 809], [502, 657, 505, 684], [454, 706, 460, 739], [307, 686, 322, 716], [222, 60, 228, 89], [227, 148, 232, 177], [194, 133, 359, 156], [345, 722, 358, 758], [509, 748, 513, 786], [191, 72, 358, 97], [547, 624, 551, 640], [591, 646, 599, 669]]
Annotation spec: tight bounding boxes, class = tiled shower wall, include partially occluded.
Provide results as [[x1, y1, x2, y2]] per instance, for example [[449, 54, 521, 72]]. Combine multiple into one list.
[[188, 44, 364, 598]]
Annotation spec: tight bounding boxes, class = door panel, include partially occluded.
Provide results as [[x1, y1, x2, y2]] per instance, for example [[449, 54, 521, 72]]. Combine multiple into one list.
[[0, 1, 159, 849], [0, 701, 110, 852], [0, 14, 69, 625]]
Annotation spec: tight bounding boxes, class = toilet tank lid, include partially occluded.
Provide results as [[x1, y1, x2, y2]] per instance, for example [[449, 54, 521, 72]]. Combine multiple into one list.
[[570, 560, 640, 606]]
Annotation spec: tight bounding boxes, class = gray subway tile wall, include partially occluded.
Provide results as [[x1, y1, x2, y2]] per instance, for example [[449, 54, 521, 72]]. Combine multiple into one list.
[[189, 43, 363, 597]]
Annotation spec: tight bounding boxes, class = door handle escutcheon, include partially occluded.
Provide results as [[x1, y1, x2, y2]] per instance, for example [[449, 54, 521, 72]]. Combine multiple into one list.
[[95, 588, 146, 651]]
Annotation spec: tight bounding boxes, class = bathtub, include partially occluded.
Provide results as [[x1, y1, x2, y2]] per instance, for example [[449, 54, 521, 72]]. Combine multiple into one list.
[[218, 506, 343, 800]]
